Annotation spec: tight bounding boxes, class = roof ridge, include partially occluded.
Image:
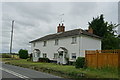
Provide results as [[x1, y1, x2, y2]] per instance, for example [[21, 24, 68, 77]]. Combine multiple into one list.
[[29, 28, 101, 43]]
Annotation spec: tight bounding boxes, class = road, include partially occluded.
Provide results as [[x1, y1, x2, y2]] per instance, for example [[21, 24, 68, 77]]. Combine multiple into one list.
[[1, 63, 69, 80]]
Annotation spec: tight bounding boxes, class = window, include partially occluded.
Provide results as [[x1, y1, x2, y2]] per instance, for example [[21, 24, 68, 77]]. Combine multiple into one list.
[[43, 41, 47, 46], [55, 39, 59, 45], [54, 53, 58, 59], [33, 43, 35, 47], [71, 37, 77, 44], [71, 53, 76, 59], [43, 53, 47, 58]]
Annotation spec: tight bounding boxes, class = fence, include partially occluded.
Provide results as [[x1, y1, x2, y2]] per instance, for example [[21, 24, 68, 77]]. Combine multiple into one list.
[[85, 49, 120, 68]]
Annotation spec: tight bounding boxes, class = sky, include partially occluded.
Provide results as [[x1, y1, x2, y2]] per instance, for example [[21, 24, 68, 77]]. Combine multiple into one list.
[[1, 2, 118, 53]]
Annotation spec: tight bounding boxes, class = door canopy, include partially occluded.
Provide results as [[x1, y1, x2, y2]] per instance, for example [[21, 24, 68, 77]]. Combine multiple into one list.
[[33, 49, 40, 53], [57, 47, 68, 53]]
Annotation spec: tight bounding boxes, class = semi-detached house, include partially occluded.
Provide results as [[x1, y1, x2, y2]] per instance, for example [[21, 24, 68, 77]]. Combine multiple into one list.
[[29, 23, 101, 64]]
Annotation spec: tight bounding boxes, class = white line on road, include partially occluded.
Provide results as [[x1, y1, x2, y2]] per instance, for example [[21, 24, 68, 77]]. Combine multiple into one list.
[[0, 67, 33, 80]]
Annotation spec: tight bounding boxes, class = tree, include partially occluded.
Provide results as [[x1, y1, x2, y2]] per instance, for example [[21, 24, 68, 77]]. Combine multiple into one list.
[[88, 14, 108, 37], [88, 14, 120, 50], [18, 49, 28, 59]]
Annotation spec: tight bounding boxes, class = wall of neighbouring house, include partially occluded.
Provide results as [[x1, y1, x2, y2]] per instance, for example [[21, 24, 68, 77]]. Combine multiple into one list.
[[79, 35, 101, 57]]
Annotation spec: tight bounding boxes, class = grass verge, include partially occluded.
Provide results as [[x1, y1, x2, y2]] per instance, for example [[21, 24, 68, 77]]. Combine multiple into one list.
[[2, 58, 119, 79]]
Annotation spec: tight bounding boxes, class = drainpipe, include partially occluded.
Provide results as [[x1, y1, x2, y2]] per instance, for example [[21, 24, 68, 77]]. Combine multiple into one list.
[[63, 52, 65, 64], [79, 35, 80, 57], [79, 29, 82, 57]]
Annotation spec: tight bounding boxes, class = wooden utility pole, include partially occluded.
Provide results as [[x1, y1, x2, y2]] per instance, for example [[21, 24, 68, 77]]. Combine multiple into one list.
[[10, 20, 14, 55]]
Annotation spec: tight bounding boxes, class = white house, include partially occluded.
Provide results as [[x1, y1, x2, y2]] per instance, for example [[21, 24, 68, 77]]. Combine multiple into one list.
[[29, 23, 101, 64]]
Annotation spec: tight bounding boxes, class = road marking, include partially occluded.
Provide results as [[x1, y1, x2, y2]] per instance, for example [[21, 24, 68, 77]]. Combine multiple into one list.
[[0, 67, 33, 80]]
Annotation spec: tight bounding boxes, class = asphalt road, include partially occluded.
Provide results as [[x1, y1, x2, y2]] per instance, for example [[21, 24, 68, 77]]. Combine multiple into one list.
[[1, 63, 69, 80]]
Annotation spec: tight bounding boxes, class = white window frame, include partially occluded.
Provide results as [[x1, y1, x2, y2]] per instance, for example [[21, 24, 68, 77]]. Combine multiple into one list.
[[43, 41, 47, 47], [71, 53, 76, 59], [71, 37, 77, 44], [43, 53, 47, 58], [55, 39, 59, 45]]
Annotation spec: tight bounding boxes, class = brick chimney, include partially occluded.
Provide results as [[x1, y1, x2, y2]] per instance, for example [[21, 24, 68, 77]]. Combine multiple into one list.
[[88, 26, 93, 34], [57, 23, 65, 33]]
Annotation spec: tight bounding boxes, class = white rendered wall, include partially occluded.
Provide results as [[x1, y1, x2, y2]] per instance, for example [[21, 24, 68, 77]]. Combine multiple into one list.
[[31, 36, 80, 61], [79, 35, 101, 57], [31, 34, 101, 61]]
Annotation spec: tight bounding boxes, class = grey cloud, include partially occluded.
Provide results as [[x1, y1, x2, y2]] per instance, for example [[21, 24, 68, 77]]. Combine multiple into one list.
[[2, 2, 118, 53], [4, 2, 54, 23], [69, 2, 98, 15]]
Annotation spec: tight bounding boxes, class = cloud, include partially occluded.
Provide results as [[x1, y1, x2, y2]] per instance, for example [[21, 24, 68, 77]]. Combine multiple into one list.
[[2, 2, 118, 53]]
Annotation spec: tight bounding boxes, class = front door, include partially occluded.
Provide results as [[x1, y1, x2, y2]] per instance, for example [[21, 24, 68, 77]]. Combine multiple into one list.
[[33, 49, 40, 62], [57, 51, 63, 64]]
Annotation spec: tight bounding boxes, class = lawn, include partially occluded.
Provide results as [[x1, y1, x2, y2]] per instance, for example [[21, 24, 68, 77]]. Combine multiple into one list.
[[2, 58, 119, 79]]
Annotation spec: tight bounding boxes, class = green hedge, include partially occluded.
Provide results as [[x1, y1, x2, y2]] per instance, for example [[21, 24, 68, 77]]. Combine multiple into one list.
[[38, 58, 50, 63]]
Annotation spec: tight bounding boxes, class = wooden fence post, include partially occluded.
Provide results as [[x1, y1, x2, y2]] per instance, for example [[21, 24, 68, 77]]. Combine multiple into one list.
[[96, 50, 98, 68]]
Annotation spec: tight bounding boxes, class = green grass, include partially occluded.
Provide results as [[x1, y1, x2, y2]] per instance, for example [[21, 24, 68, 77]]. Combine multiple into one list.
[[2, 58, 119, 79]]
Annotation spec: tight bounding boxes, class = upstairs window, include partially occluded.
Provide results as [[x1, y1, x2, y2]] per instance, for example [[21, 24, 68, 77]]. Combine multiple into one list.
[[33, 43, 36, 47], [71, 53, 76, 59], [55, 39, 59, 45], [43, 41, 47, 46], [43, 53, 47, 58], [71, 37, 77, 44]]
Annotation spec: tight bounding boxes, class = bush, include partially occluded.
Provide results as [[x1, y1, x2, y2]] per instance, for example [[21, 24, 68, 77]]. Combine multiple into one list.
[[68, 61, 76, 66], [27, 58, 31, 61], [75, 57, 85, 68], [29, 53, 32, 59], [2, 53, 11, 58], [18, 49, 28, 59], [38, 58, 50, 63]]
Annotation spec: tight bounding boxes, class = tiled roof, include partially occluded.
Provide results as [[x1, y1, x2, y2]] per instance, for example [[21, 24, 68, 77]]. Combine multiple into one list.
[[29, 28, 101, 43]]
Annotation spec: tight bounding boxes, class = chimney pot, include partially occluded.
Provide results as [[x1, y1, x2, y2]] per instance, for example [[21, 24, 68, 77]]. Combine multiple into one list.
[[57, 23, 65, 33], [88, 26, 93, 34]]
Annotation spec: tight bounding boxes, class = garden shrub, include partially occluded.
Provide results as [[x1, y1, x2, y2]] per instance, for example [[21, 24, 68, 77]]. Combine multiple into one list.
[[27, 58, 31, 61], [38, 58, 50, 63], [68, 61, 76, 66], [75, 57, 85, 68], [29, 53, 32, 59], [27, 57, 33, 61], [18, 49, 28, 59]]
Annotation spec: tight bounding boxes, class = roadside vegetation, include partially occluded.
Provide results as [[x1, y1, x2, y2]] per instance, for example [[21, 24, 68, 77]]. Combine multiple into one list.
[[0, 53, 19, 58], [2, 58, 119, 79], [1, 53, 11, 58]]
